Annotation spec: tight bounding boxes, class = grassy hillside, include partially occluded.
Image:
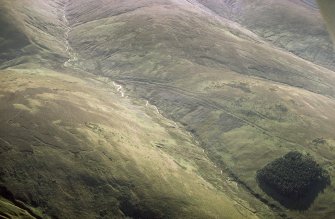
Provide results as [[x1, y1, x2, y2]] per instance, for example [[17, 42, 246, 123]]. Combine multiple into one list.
[[0, 0, 70, 69], [0, 197, 42, 219], [0, 0, 334, 218], [0, 66, 262, 218], [65, 0, 335, 218], [196, 0, 335, 71]]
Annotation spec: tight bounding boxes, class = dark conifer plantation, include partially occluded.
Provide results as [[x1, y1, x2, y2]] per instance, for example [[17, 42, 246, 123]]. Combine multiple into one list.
[[257, 151, 330, 209]]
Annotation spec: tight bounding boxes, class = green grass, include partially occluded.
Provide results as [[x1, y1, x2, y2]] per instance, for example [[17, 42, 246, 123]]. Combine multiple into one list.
[[0, 68, 258, 219], [0, 198, 37, 219], [1, 0, 335, 218]]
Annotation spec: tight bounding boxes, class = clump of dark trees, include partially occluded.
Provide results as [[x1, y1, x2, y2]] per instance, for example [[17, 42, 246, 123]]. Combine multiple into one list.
[[257, 151, 330, 209]]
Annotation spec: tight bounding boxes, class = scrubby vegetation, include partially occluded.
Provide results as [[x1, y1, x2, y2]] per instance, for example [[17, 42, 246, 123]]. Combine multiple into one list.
[[312, 137, 327, 145], [257, 151, 330, 209]]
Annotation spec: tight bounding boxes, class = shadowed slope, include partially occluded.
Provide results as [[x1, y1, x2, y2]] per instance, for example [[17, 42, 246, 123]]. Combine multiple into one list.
[[0, 9, 30, 66], [0, 0, 72, 68], [62, 1, 335, 218], [196, 0, 335, 71], [1, 0, 335, 218], [317, 0, 335, 44]]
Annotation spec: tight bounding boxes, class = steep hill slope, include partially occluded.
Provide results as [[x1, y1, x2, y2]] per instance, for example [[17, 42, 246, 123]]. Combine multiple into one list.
[[0, 0, 335, 218], [65, 0, 335, 218], [0, 1, 263, 218], [196, 0, 335, 71], [0, 67, 262, 218], [0, 0, 69, 69]]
